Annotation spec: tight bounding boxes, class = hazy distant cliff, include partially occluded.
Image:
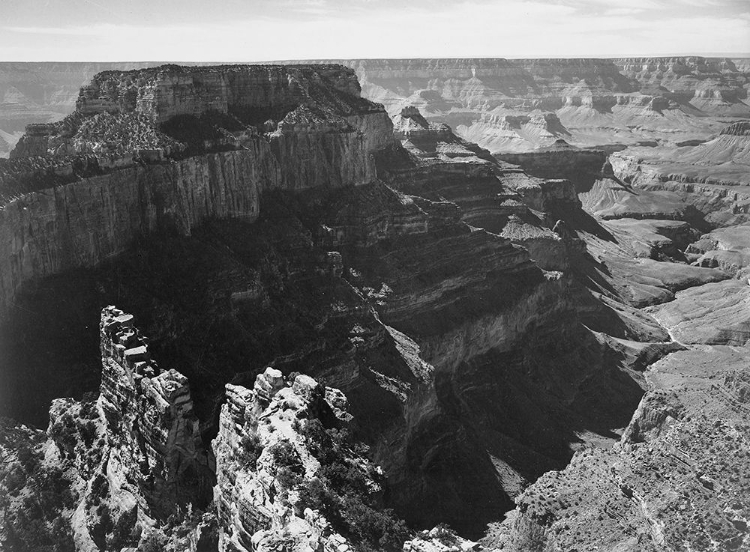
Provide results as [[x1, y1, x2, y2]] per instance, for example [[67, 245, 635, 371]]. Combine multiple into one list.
[[303, 57, 750, 153], [3, 58, 746, 157]]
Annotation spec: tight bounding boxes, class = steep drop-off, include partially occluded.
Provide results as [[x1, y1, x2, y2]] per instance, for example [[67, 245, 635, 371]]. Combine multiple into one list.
[[0, 63, 665, 547], [0, 64, 393, 315], [3, 60, 745, 552]]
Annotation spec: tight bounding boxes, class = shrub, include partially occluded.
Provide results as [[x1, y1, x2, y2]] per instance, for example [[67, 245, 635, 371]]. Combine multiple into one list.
[[270, 440, 304, 490], [140, 529, 168, 552], [110, 507, 141, 549], [270, 441, 304, 474], [237, 433, 263, 469], [90, 473, 109, 504], [17, 444, 39, 474], [49, 414, 78, 459], [79, 421, 97, 447], [90, 503, 114, 549]]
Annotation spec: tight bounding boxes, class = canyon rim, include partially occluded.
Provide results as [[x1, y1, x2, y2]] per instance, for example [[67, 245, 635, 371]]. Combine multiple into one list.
[[1, 2, 750, 552]]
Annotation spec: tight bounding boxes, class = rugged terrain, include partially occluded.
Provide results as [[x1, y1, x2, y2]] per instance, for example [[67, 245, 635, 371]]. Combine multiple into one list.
[[0, 59, 748, 552]]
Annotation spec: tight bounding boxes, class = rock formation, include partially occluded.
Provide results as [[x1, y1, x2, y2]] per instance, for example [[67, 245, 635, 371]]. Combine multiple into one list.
[[490, 346, 750, 551], [313, 57, 750, 153], [213, 368, 407, 551], [0, 306, 215, 551], [98, 306, 211, 515], [0, 63, 394, 315], [1, 58, 748, 552]]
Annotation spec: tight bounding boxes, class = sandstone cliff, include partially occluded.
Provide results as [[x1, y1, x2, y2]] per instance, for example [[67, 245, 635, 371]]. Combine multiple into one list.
[[0, 64, 394, 315], [3, 60, 742, 552], [0, 146, 273, 314]]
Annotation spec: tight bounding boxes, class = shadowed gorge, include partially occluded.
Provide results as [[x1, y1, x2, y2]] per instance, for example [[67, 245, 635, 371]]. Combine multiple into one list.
[[0, 57, 749, 552]]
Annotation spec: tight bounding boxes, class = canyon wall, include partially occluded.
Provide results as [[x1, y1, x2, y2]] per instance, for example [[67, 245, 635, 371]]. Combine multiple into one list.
[[0, 64, 394, 316], [0, 145, 273, 314], [75, 65, 366, 122], [304, 57, 750, 153]]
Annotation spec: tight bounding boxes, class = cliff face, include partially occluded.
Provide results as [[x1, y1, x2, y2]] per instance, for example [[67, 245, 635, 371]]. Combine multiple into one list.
[[98, 306, 212, 516], [0, 62, 171, 158], [0, 307, 215, 552], [491, 346, 750, 552], [308, 57, 750, 154], [75, 65, 363, 122], [614, 57, 750, 113], [0, 64, 394, 315], [0, 145, 274, 314]]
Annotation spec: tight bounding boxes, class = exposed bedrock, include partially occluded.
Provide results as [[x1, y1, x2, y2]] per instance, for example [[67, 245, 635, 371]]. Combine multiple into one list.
[[490, 345, 750, 551], [0, 64, 395, 316], [495, 147, 608, 194], [75, 65, 363, 123], [313, 56, 750, 153], [376, 109, 579, 272], [648, 279, 750, 345], [336, 210, 648, 534], [605, 124, 750, 228], [98, 306, 212, 517], [0, 306, 215, 551], [687, 224, 750, 275], [213, 369, 392, 552], [0, 147, 273, 314]]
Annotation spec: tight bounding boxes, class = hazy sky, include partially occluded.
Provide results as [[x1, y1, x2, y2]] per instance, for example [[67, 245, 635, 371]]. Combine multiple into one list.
[[1, 0, 748, 61]]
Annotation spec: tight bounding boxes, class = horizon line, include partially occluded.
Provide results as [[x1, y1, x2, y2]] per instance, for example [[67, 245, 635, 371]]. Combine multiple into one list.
[[1, 53, 750, 64]]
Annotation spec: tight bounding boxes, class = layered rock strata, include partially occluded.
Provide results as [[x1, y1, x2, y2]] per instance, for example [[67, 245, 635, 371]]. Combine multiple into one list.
[[0, 64, 394, 316], [213, 368, 384, 551], [311, 57, 750, 152], [98, 306, 211, 516], [377, 107, 576, 271], [490, 346, 750, 551], [0, 306, 215, 551], [0, 146, 273, 314]]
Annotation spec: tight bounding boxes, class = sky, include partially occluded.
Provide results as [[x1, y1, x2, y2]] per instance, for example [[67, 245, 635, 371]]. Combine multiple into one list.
[[0, 0, 748, 61]]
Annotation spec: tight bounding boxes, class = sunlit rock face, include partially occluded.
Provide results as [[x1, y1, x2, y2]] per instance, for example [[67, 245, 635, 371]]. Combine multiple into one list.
[[0, 64, 394, 316], [308, 57, 750, 153], [213, 369, 378, 552], [98, 306, 212, 516], [0, 147, 272, 314], [489, 346, 750, 552]]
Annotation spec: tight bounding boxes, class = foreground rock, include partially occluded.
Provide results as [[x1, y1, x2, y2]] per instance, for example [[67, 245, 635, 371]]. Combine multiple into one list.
[[213, 368, 410, 551], [490, 345, 750, 551], [0, 307, 215, 551]]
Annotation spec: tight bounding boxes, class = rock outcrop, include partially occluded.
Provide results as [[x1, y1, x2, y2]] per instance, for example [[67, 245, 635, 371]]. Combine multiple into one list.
[[98, 306, 211, 516], [490, 346, 750, 551], [213, 368, 406, 551], [0, 146, 273, 314], [0, 64, 395, 317], [0, 306, 215, 552]]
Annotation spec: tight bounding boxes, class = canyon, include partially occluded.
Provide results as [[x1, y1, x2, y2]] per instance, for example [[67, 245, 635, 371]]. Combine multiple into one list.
[[0, 57, 748, 552]]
